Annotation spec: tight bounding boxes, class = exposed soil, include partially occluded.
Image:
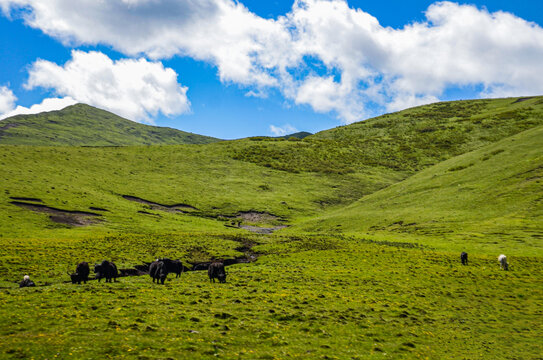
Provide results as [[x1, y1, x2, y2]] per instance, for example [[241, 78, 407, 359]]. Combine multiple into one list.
[[123, 195, 198, 213], [10, 201, 102, 226], [222, 211, 287, 233], [239, 224, 288, 234], [237, 211, 280, 222]]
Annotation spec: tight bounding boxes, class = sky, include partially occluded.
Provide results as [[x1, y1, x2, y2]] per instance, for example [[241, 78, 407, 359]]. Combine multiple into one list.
[[1, 1, 543, 139]]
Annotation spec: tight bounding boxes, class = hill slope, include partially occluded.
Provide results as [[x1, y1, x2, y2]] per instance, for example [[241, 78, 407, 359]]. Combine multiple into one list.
[[291, 123, 543, 255], [0, 97, 542, 252], [232, 96, 543, 174], [0, 104, 219, 145]]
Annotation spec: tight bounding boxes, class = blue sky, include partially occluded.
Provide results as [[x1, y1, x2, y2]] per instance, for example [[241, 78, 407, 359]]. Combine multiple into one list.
[[1, 0, 542, 139]]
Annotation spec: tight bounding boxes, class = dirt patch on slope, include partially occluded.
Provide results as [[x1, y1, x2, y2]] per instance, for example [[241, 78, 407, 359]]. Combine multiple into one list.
[[122, 195, 198, 213], [237, 211, 280, 222], [10, 201, 102, 226], [221, 211, 287, 233], [239, 225, 288, 234]]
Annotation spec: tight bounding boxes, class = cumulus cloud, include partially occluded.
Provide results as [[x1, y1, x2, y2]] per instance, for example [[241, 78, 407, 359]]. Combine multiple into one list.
[[25, 50, 190, 122], [0, 85, 16, 115], [2, 0, 543, 123], [0, 96, 77, 120], [270, 124, 297, 136]]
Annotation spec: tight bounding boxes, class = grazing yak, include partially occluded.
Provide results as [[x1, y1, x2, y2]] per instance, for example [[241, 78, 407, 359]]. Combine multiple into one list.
[[208, 262, 227, 283], [160, 258, 184, 278], [68, 262, 90, 284], [94, 260, 118, 282], [19, 275, 36, 288], [460, 252, 468, 265], [498, 254, 509, 271], [149, 260, 168, 284]]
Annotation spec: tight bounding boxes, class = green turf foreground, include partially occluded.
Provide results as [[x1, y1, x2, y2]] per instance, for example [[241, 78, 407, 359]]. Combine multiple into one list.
[[1, 235, 542, 359]]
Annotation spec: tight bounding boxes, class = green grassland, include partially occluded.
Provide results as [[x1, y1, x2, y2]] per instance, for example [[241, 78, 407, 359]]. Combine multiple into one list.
[[1, 96, 543, 359], [0, 104, 219, 145], [1, 236, 542, 359], [293, 123, 543, 256]]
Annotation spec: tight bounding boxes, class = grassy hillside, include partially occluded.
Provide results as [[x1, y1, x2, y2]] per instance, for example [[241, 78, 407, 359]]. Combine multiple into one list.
[[233, 96, 543, 174], [0, 141, 402, 239], [0, 104, 219, 145], [292, 124, 543, 255], [1, 96, 542, 245]]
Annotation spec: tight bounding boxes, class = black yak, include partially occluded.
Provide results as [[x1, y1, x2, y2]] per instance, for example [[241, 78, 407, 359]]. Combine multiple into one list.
[[160, 258, 183, 278], [460, 252, 468, 265], [19, 275, 36, 288], [208, 262, 226, 283], [68, 262, 90, 284], [149, 260, 167, 284], [94, 260, 118, 283]]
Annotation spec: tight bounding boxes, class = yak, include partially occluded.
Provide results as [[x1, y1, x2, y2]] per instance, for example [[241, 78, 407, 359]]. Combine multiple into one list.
[[68, 262, 90, 284], [160, 258, 183, 278], [94, 260, 118, 283], [460, 252, 468, 265], [208, 262, 227, 283], [19, 275, 36, 288], [498, 254, 509, 271], [149, 260, 168, 284]]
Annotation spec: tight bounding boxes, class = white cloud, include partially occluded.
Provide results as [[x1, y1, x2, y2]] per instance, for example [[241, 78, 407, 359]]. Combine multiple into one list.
[[0, 97, 77, 120], [2, 0, 543, 123], [385, 93, 440, 113], [270, 124, 297, 136], [25, 50, 190, 122], [0, 85, 16, 115]]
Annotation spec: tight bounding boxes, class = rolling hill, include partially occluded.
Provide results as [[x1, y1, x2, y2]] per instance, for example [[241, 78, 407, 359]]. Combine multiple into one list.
[[292, 123, 543, 255], [0, 97, 542, 243], [0, 104, 219, 145]]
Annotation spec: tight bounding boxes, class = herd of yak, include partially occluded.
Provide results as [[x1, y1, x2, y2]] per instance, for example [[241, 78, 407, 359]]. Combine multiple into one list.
[[19, 252, 509, 288], [19, 258, 227, 288]]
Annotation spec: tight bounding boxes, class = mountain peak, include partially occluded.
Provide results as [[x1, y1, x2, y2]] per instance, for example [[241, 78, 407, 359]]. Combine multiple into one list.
[[0, 104, 220, 146]]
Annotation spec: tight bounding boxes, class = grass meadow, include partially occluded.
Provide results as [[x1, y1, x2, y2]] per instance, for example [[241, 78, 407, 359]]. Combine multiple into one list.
[[1, 97, 543, 358], [1, 235, 542, 359]]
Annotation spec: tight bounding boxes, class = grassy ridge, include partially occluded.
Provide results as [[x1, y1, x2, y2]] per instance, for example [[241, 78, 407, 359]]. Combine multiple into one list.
[[233, 97, 543, 174], [291, 124, 543, 255], [0, 104, 219, 145]]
